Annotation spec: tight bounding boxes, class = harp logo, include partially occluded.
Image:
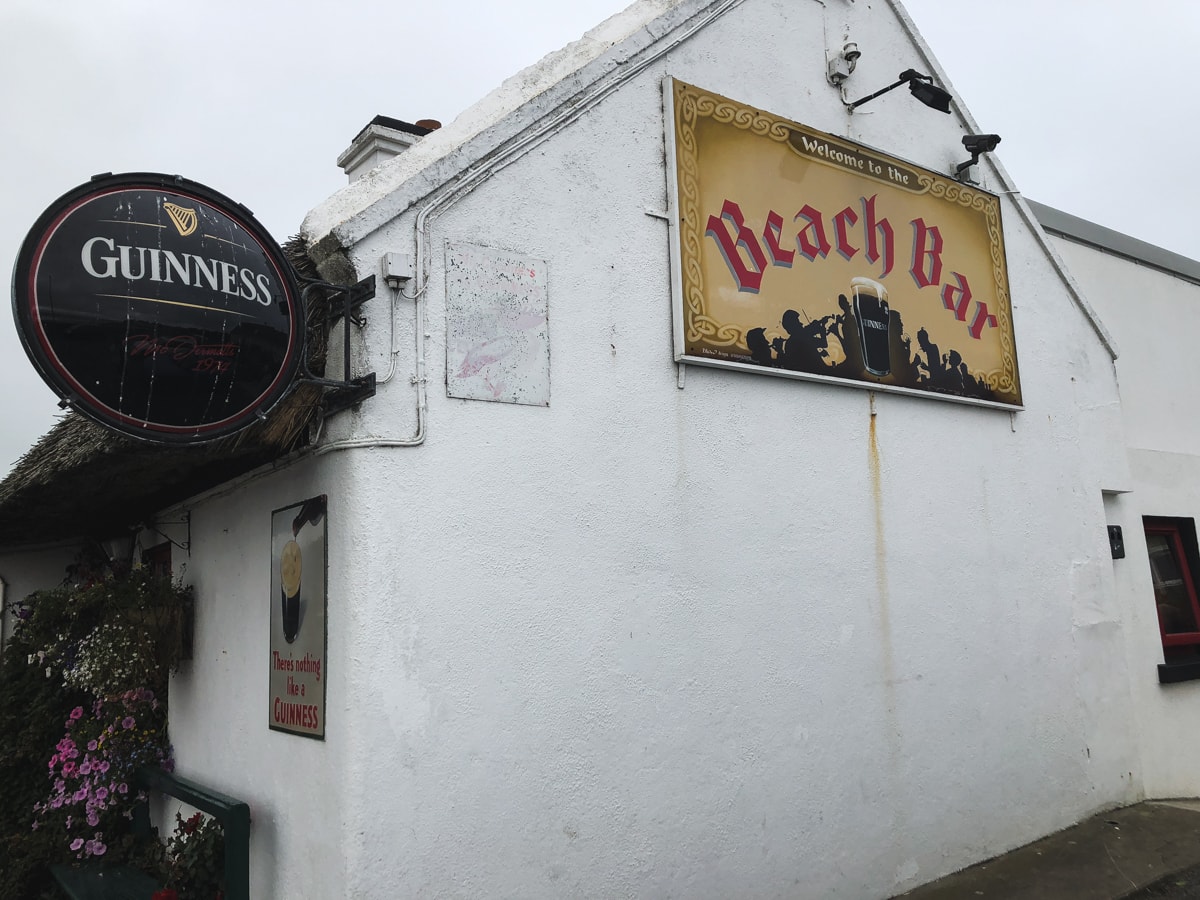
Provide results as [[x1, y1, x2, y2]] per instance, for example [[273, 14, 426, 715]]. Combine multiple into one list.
[[163, 201, 198, 237]]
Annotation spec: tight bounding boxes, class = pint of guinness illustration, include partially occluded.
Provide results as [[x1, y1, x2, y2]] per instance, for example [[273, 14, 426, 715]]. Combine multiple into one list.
[[851, 277, 892, 377], [280, 539, 302, 643]]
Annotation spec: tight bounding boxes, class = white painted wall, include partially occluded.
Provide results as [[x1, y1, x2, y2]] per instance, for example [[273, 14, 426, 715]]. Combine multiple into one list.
[[1050, 235, 1200, 801], [159, 454, 356, 900], [0, 544, 77, 658], [287, 1, 1137, 897]]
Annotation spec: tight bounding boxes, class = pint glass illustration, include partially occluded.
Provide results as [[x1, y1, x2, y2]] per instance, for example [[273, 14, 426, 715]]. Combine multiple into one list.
[[851, 277, 892, 377], [279, 539, 302, 643]]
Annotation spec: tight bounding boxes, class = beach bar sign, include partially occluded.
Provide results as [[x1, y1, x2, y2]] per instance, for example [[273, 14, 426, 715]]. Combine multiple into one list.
[[665, 79, 1021, 407]]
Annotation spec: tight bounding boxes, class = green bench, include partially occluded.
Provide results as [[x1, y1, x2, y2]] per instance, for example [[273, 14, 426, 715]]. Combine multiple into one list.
[[51, 766, 250, 900]]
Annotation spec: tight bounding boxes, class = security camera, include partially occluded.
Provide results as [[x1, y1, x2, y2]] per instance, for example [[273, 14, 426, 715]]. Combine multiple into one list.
[[962, 133, 1001, 154], [955, 133, 1002, 182]]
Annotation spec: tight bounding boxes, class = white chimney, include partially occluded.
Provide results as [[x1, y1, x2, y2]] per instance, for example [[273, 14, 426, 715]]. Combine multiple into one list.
[[337, 116, 441, 183]]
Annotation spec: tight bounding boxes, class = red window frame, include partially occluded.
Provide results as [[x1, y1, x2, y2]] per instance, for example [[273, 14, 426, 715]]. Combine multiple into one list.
[[1145, 518, 1200, 648], [143, 541, 172, 578]]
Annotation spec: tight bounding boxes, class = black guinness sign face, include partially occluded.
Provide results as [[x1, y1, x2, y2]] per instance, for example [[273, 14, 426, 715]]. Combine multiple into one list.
[[12, 173, 303, 443]]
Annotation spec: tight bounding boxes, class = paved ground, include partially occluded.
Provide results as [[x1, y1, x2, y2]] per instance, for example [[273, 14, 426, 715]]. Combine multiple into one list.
[[1126, 860, 1200, 899], [895, 801, 1200, 900]]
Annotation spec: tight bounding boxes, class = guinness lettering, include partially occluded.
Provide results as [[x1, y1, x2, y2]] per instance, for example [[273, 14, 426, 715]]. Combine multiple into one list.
[[80, 237, 273, 305], [11, 173, 303, 443]]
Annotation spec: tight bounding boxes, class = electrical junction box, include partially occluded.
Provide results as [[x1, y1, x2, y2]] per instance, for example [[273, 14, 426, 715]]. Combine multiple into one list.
[[383, 252, 414, 286]]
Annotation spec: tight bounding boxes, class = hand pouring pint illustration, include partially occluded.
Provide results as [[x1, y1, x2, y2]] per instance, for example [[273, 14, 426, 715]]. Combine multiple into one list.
[[277, 496, 326, 644]]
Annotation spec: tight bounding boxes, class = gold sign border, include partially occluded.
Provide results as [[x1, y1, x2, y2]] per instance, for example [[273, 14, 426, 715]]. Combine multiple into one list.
[[671, 79, 1020, 401]]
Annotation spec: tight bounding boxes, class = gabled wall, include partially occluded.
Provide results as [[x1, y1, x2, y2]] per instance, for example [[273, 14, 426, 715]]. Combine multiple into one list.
[[285, 0, 1139, 896]]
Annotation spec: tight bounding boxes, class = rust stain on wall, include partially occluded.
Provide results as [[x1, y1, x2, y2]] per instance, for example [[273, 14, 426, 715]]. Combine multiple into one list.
[[868, 402, 892, 679]]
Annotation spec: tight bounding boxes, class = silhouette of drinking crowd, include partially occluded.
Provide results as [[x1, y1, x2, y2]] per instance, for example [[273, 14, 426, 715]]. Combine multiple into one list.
[[743, 294, 995, 400]]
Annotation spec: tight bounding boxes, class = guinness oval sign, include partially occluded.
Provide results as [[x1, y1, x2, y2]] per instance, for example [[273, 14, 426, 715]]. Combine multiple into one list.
[[12, 173, 303, 443]]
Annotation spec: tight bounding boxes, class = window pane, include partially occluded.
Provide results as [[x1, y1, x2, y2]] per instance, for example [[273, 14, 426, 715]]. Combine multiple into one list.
[[1147, 533, 1200, 634]]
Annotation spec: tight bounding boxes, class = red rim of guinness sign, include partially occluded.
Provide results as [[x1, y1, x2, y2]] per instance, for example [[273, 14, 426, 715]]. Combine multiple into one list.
[[12, 173, 303, 444]]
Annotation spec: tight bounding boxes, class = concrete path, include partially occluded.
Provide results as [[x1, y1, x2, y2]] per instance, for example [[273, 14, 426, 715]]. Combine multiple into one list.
[[895, 801, 1200, 900]]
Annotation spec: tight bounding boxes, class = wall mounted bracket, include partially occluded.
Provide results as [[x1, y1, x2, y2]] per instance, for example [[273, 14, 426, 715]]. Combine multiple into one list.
[[296, 275, 378, 417], [143, 512, 192, 557]]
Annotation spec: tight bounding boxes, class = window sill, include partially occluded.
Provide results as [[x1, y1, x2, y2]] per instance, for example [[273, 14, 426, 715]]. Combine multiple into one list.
[[1158, 660, 1200, 684]]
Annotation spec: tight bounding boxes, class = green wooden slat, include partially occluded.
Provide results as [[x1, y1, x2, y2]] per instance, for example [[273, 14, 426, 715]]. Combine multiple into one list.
[[50, 862, 160, 900]]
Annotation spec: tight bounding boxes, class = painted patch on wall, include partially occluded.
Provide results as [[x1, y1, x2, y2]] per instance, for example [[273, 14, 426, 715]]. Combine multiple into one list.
[[445, 241, 550, 406], [665, 79, 1021, 408], [269, 495, 327, 739]]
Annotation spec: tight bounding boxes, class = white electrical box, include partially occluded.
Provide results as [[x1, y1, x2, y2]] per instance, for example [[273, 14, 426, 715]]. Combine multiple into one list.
[[383, 252, 415, 286]]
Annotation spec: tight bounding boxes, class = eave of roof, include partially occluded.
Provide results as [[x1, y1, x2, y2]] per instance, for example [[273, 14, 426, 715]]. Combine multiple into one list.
[[0, 414, 299, 547], [1028, 199, 1200, 286]]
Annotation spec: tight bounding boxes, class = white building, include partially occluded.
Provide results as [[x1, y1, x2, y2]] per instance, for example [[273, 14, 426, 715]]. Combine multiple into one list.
[[1, 1, 1195, 897]]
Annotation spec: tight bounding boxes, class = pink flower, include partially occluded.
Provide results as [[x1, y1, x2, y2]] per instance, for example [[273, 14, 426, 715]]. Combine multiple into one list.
[[121, 716, 135, 730], [94, 787, 108, 801], [116, 783, 128, 795], [78, 761, 91, 776], [86, 811, 99, 827], [87, 740, 97, 751], [70, 838, 84, 852], [96, 761, 109, 774], [62, 762, 76, 777], [69, 707, 84, 721], [86, 837, 106, 856]]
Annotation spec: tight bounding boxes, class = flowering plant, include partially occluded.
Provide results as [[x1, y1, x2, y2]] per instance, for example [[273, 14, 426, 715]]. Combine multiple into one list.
[[63, 621, 161, 699], [0, 552, 191, 896], [32, 689, 172, 860], [23, 566, 191, 699], [163, 811, 225, 900]]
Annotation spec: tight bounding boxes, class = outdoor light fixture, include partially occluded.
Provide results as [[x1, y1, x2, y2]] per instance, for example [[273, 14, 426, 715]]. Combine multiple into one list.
[[99, 529, 139, 570], [846, 69, 952, 113], [954, 133, 1002, 182]]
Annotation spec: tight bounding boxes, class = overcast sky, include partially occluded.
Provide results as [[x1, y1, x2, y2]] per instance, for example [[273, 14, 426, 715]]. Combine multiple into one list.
[[2, 0, 1197, 475]]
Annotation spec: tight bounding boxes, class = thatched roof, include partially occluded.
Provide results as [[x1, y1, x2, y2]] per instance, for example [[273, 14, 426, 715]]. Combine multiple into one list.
[[0, 237, 332, 547]]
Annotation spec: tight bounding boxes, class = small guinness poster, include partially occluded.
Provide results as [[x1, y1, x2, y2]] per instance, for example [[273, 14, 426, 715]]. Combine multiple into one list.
[[269, 495, 327, 739], [12, 173, 303, 443]]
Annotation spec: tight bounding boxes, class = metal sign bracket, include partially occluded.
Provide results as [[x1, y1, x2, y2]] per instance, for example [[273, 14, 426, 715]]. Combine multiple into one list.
[[297, 275, 378, 416]]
